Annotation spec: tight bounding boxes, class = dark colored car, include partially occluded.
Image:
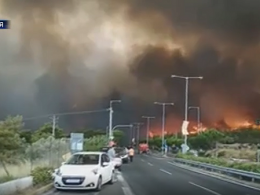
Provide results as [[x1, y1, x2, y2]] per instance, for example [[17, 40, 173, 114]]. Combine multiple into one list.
[[115, 147, 129, 163], [100, 147, 110, 153]]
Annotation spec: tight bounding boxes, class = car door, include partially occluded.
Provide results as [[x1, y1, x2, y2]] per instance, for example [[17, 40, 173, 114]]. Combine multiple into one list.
[[100, 154, 109, 182], [104, 154, 113, 174]]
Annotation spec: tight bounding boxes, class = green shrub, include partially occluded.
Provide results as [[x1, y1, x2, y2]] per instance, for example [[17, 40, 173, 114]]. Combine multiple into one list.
[[31, 166, 53, 186]]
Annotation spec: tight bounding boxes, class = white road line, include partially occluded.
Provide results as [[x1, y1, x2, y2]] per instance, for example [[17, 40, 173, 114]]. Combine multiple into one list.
[[148, 162, 153, 166], [117, 173, 135, 195], [141, 159, 145, 162], [122, 187, 134, 195], [189, 182, 222, 195], [167, 161, 175, 165], [159, 168, 172, 175], [42, 189, 57, 195]]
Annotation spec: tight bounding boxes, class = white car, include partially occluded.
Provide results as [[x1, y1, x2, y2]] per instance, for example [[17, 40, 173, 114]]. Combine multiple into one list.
[[112, 156, 122, 170], [54, 151, 116, 191]]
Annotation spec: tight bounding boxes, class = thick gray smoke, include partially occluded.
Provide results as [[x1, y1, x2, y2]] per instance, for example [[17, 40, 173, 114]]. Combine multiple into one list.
[[0, 0, 260, 129]]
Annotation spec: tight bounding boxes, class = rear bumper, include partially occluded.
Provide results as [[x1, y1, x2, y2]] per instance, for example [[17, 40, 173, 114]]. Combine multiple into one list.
[[122, 158, 129, 163]]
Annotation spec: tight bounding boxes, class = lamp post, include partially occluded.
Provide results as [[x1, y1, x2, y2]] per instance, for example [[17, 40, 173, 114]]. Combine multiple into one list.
[[109, 100, 121, 140], [171, 75, 203, 146], [132, 123, 143, 146], [142, 116, 155, 144], [189, 106, 201, 133], [154, 102, 174, 154]]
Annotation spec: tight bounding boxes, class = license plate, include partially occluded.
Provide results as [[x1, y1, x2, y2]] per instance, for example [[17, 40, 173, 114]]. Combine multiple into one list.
[[66, 179, 80, 183]]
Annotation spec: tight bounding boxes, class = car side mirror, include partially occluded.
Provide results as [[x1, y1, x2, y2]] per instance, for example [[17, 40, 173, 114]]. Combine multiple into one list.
[[102, 162, 109, 167]]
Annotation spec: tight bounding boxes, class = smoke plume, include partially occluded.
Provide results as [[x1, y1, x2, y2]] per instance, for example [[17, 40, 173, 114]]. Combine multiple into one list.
[[0, 0, 260, 130]]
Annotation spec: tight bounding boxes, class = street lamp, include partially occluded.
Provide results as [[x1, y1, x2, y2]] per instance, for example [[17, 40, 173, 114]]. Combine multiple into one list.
[[171, 75, 203, 147], [112, 124, 133, 131], [109, 100, 121, 140], [111, 124, 133, 144], [132, 123, 143, 146], [154, 102, 174, 154], [188, 106, 201, 133], [142, 116, 155, 144]]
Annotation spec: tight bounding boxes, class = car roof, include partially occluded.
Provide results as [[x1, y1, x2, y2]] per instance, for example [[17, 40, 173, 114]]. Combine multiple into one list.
[[73, 151, 105, 155]]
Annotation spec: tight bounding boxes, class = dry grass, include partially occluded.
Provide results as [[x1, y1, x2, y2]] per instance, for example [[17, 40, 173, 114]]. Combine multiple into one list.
[[11, 187, 35, 195], [0, 160, 50, 179], [206, 143, 257, 161], [0, 152, 71, 181]]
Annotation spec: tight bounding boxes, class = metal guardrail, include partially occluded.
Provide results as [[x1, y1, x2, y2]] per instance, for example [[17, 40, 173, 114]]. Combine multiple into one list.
[[172, 158, 260, 183]]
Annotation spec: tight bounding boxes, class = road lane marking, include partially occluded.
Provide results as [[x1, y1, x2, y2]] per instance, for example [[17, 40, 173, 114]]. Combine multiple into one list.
[[167, 161, 175, 165], [159, 168, 172, 175], [122, 187, 134, 195], [189, 182, 221, 195], [118, 173, 135, 195], [148, 162, 153, 166], [141, 159, 145, 162], [41, 189, 58, 195]]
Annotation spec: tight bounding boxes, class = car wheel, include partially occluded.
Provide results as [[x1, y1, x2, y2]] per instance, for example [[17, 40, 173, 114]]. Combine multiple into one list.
[[108, 171, 116, 184], [95, 176, 102, 191], [118, 166, 122, 171]]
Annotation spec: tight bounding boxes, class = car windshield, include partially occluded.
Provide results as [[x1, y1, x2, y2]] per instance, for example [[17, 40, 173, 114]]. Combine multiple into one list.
[[66, 154, 100, 165]]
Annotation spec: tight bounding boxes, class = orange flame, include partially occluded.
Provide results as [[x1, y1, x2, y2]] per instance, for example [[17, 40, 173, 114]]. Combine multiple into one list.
[[147, 118, 260, 137]]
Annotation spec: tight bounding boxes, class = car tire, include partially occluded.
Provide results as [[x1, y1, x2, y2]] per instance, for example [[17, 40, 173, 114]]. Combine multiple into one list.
[[118, 166, 122, 171], [95, 176, 102, 191], [108, 171, 116, 184]]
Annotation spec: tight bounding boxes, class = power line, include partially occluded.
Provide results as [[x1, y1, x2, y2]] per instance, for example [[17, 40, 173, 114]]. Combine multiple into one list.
[[23, 108, 110, 121]]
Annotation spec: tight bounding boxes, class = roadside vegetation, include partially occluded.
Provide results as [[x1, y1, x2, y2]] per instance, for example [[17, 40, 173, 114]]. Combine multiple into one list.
[[147, 128, 260, 173], [0, 115, 125, 184], [175, 153, 260, 173]]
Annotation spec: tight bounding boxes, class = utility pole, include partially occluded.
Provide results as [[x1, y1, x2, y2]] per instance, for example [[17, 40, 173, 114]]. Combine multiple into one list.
[[109, 100, 121, 141], [50, 115, 59, 137], [142, 116, 155, 144]]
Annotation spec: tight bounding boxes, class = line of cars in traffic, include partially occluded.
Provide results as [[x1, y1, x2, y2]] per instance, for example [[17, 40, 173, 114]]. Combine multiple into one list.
[[53, 147, 130, 191]]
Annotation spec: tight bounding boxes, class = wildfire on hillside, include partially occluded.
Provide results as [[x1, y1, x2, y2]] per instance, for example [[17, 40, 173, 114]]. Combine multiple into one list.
[[147, 117, 260, 137]]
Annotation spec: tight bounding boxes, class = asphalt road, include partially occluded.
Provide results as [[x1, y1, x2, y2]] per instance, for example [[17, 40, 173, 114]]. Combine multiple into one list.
[[43, 154, 260, 195]]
